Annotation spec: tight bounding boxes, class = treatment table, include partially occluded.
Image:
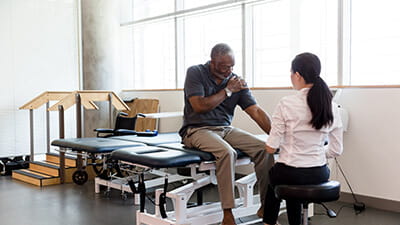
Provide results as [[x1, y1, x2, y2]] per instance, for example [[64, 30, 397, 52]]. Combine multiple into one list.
[[109, 137, 264, 225], [51, 133, 277, 224], [51, 137, 146, 185]]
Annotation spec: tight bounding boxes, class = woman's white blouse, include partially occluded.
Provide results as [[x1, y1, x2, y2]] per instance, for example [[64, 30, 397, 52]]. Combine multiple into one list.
[[266, 88, 343, 168]]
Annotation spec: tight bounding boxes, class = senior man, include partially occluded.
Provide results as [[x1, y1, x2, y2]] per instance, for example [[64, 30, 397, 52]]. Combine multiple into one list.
[[179, 43, 274, 225]]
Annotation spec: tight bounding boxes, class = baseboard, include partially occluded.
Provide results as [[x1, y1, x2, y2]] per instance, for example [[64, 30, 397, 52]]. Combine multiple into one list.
[[339, 192, 400, 213]]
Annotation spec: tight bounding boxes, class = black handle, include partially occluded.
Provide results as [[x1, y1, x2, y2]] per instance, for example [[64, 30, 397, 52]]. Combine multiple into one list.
[[127, 179, 137, 194], [159, 176, 168, 218], [138, 173, 146, 212]]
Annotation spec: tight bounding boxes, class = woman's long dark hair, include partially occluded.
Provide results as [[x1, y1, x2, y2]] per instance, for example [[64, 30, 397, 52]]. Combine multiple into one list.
[[291, 52, 333, 130]]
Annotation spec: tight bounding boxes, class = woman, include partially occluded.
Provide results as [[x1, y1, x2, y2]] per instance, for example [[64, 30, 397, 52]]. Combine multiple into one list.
[[263, 53, 343, 225]]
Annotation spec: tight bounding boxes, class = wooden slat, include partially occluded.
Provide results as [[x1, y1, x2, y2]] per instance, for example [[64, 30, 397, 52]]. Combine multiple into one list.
[[19, 91, 72, 110], [77, 90, 113, 93], [12, 172, 42, 186], [46, 154, 76, 167], [41, 177, 61, 186], [45, 91, 75, 100], [81, 100, 99, 110], [64, 167, 76, 183], [111, 92, 130, 111], [47, 91, 129, 111], [79, 92, 129, 110], [124, 98, 159, 116], [124, 98, 159, 131], [47, 93, 77, 111], [12, 169, 61, 186], [80, 92, 110, 102], [29, 163, 59, 177], [19, 91, 44, 109]]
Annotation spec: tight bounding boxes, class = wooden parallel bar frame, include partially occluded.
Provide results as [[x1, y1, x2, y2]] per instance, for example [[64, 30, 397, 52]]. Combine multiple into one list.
[[20, 91, 72, 162], [19, 91, 130, 166], [47, 91, 130, 112]]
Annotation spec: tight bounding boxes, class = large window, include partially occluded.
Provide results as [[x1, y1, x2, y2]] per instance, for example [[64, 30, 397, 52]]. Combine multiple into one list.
[[251, 0, 291, 87], [249, 0, 338, 87], [120, 0, 338, 89], [120, 0, 400, 89], [132, 20, 176, 89], [183, 0, 226, 10], [349, 0, 400, 85], [182, 8, 242, 88], [132, 0, 174, 21]]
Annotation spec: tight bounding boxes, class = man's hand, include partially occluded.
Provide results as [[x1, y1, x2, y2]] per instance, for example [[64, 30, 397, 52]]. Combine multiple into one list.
[[226, 76, 248, 93], [239, 77, 248, 88]]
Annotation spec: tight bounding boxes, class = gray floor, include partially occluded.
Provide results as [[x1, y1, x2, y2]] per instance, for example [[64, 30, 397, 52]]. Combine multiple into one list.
[[1, 176, 399, 225]]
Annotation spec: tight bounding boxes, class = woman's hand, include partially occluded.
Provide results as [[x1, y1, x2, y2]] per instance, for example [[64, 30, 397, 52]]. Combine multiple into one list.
[[265, 144, 276, 154]]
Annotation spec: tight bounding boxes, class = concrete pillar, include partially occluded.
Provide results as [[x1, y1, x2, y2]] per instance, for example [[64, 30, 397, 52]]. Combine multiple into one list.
[[81, 0, 120, 136]]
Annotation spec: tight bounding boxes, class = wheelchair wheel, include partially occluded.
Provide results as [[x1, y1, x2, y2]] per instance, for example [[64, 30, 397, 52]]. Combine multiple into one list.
[[72, 170, 88, 185]]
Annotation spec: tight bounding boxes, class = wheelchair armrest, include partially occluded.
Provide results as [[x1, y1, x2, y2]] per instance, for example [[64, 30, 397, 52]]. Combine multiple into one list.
[[94, 128, 114, 137], [114, 129, 137, 136], [94, 128, 114, 133]]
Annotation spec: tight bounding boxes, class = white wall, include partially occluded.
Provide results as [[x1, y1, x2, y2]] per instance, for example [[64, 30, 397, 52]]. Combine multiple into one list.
[[336, 88, 400, 201], [0, 0, 80, 157], [122, 88, 400, 203]]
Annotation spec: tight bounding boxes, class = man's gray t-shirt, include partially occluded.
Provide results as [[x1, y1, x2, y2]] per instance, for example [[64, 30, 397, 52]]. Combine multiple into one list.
[[179, 61, 257, 137]]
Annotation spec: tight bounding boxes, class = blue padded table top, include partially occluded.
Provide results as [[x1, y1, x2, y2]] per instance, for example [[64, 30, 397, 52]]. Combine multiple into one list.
[[51, 137, 146, 153], [111, 146, 202, 168], [110, 132, 181, 146], [156, 143, 215, 161], [157, 143, 249, 161]]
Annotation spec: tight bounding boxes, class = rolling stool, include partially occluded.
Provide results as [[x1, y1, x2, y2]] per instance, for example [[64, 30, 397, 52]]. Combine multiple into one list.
[[275, 180, 340, 225]]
